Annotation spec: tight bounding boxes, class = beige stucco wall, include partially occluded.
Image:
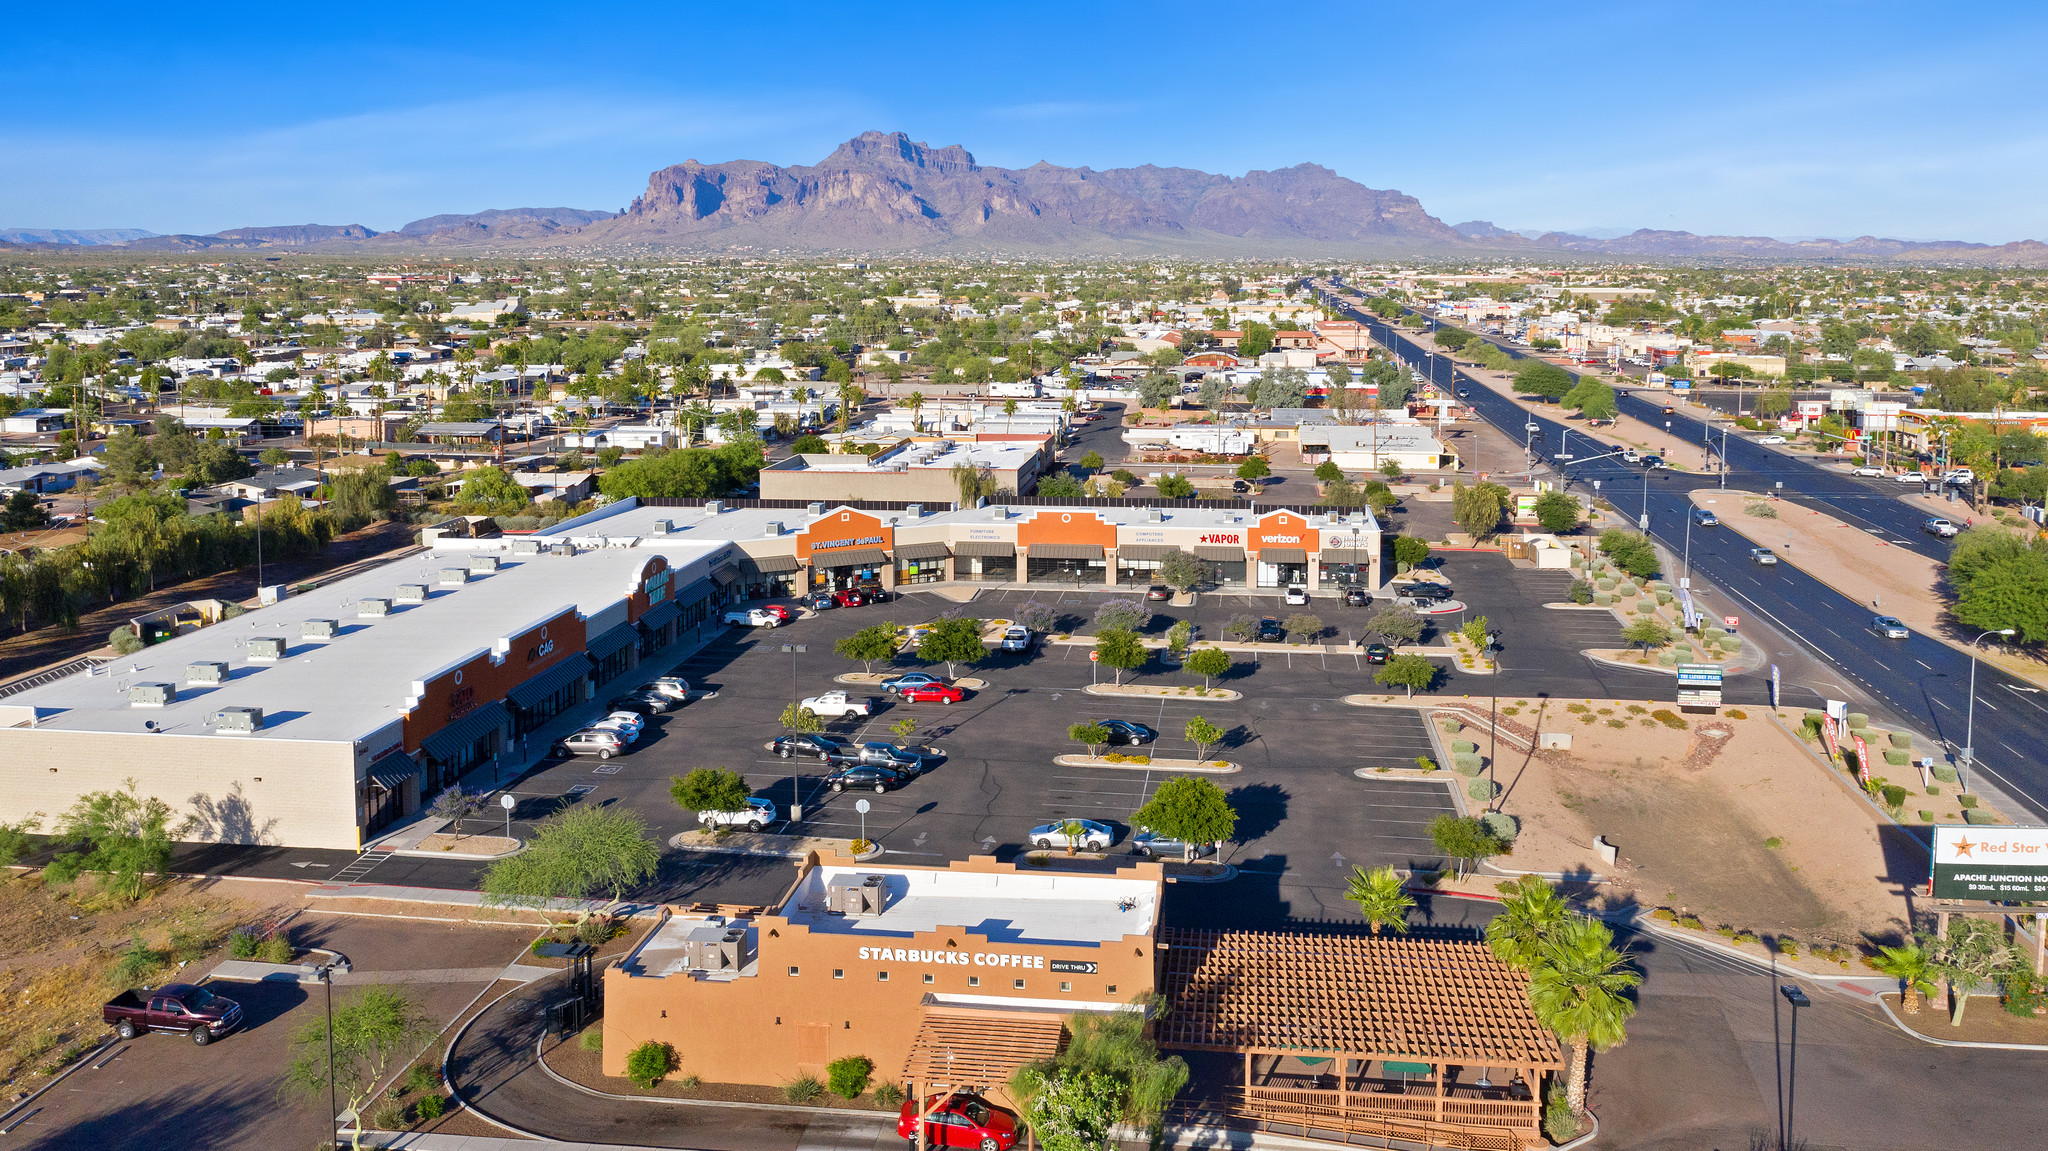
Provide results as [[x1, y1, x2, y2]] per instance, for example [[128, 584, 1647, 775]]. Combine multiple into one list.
[[0, 727, 363, 851]]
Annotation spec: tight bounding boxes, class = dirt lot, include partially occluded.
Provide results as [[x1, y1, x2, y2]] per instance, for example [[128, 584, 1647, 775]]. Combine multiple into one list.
[[1453, 703, 1924, 962]]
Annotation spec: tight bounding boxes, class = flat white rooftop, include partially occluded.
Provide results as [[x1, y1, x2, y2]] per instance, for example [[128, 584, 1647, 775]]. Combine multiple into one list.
[[781, 864, 1158, 946]]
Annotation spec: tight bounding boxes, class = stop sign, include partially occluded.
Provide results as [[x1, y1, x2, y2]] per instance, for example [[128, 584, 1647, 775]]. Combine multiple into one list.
[[1089, 650, 1100, 662], [1724, 616, 1740, 629]]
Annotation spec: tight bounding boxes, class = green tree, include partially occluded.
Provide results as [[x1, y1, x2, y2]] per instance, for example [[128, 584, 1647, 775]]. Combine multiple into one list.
[[1365, 604, 1424, 644], [453, 465, 530, 513], [259, 446, 292, 467], [1077, 450, 1104, 472], [1512, 359, 1575, 401], [327, 469, 397, 529], [1092, 598, 1151, 633], [779, 701, 824, 733], [834, 622, 900, 673], [1451, 480, 1511, 540], [1529, 916, 1640, 1116], [1237, 322, 1275, 358], [1314, 460, 1344, 484], [1068, 721, 1111, 756], [1533, 491, 1582, 534], [283, 985, 435, 1151], [1343, 864, 1414, 935], [1870, 942, 1937, 1015], [669, 768, 750, 815], [1429, 814, 1502, 878], [598, 444, 762, 500], [1485, 875, 1572, 970], [480, 804, 660, 910], [1758, 387, 1792, 418], [1156, 548, 1207, 592], [51, 780, 183, 901], [917, 616, 987, 678], [1621, 618, 1671, 651], [1137, 373, 1179, 410], [1393, 535, 1430, 568], [1282, 613, 1323, 643], [1597, 529, 1661, 580], [1009, 998, 1188, 1140], [1561, 376, 1617, 421], [1181, 716, 1225, 764], [0, 489, 50, 531], [789, 434, 828, 454], [1235, 456, 1271, 482], [1156, 474, 1196, 499], [1094, 627, 1148, 685], [1924, 918, 2022, 1026], [1183, 646, 1231, 688], [1130, 776, 1236, 856], [1036, 471, 1087, 498], [1374, 653, 1439, 697], [625, 1040, 679, 1089]]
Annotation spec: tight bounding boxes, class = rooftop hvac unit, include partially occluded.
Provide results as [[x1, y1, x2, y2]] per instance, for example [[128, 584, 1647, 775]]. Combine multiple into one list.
[[763, 521, 782, 537], [703, 500, 723, 514], [469, 555, 501, 574], [905, 504, 923, 520], [650, 518, 673, 535], [1147, 507, 1164, 522], [129, 682, 176, 707], [680, 921, 752, 971], [187, 661, 228, 685], [395, 584, 428, 604], [510, 539, 541, 556], [213, 706, 263, 734], [438, 568, 469, 586], [807, 501, 825, 515], [548, 543, 577, 557], [987, 505, 1007, 520], [301, 618, 338, 639], [357, 598, 391, 618], [826, 874, 887, 916], [247, 636, 288, 661]]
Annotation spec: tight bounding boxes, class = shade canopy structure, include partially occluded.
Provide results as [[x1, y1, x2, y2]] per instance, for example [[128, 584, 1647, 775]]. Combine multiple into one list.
[[900, 1006, 1066, 1090]]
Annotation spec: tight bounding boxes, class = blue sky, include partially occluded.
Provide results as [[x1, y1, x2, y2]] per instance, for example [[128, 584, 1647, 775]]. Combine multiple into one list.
[[6, 1, 2044, 243]]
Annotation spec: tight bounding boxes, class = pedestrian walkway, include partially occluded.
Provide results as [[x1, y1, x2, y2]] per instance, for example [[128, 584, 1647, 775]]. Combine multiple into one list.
[[331, 848, 393, 884]]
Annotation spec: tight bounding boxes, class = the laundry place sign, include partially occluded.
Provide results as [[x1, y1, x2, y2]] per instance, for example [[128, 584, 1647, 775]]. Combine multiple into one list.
[[812, 535, 885, 551], [857, 946, 1062, 969]]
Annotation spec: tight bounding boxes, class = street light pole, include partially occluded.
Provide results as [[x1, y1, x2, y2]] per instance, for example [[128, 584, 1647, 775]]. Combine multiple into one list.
[[318, 964, 337, 1144], [1778, 984, 1809, 1151], [1962, 627, 2015, 795]]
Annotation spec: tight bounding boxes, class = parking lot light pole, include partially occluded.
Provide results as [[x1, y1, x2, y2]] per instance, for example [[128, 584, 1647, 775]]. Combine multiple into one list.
[[1962, 628, 2016, 795], [782, 644, 806, 821], [1778, 983, 1810, 1151], [316, 962, 337, 1144]]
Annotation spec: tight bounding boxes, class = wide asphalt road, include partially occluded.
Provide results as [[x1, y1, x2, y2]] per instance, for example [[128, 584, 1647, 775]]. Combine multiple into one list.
[[1315, 283, 2048, 823]]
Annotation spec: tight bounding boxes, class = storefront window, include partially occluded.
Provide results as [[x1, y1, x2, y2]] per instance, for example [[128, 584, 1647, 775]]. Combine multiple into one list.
[[814, 563, 885, 592], [956, 555, 1014, 582], [1320, 561, 1369, 587], [1116, 558, 1161, 585], [1027, 557, 1106, 584], [1206, 560, 1246, 587], [1256, 560, 1308, 588], [895, 559, 944, 585]]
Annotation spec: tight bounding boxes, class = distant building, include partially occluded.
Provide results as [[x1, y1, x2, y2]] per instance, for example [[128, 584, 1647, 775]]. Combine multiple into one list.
[[760, 439, 1046, 503]]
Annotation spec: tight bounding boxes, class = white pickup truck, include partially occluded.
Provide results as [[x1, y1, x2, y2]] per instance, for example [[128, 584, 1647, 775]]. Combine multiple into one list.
[[800, 690, 872, 718], [724, 608, 783, 628]]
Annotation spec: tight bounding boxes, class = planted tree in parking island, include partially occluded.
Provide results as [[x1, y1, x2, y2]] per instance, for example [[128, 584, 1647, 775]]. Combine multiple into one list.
[[1183, 646, 1231, 688], [1069, 722, 1111, 757], [1282, 613, 1324, 644], [780, 701, 823, 733], [1235, 456, 1271, 483], [1094, 627, 1148, 685], [1533, 491, 1583, 534], [1156, 549, 1208, 594], [834, 622, 900, 673], [430, 786, 486, 836], [284, 985, 434, 1151], [1131, 776, 1236, 859], [1343, 864, 1413, 935], [1621, 618, 1670, 652], [670, 767, 750, 817], [1393, 535, 1431, 569], [916, 616, 986, 678], [1374, 654, 1439, 697], [482, 804, 660, 910], [1529, 916, 1640, 1118], [1365, 604, 1424, 645], [1093, 598, 1152, 634], [1182, 716, 1226, 764], [1430, 814, 1503, 879]]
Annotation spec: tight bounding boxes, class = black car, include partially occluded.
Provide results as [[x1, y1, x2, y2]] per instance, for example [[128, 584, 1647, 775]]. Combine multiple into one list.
[[1231, 479, 1251, 493], [1363, 643, 1391, 664], [1256, 616, 1285, 642], [1402, 582, 1454, 601], [1639, 455, 1664, 469], [825, 764, 908, 793], [1343, 586, 1373, 607], [768, 733, 853, 760], [856, 742, 926, 775], [606, 691, 677, 716], [1100, 720, 1156, 746]]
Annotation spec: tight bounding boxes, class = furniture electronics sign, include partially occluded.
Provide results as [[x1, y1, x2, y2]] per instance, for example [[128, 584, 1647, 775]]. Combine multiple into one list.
[[1931, 825, 2048, 900], [1675, 663, 1723, 707]]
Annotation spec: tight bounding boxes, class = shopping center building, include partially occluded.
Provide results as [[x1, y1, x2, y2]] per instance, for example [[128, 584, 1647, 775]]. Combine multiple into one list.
[[0, 497, 1380, 851]]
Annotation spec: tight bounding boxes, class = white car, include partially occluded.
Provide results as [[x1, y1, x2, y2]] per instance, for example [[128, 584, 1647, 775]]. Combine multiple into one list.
[[1944, 468, 1976, 485], [1755, 435, 1787, 444], [591, 711, 645, 742], [1894, 471, 1928, 483], [724, 608, 783, 627], [799, 690, 872, 718], [1284, 584, 1309, 606], [556, 729, 626, 759], [1871, 615, 1910, 640], [999, 625, 1034, 653], [641, 676, 691, 699], [1850, 465, 1885, 477], [697, 796, 777, 831], [1028, 819, 1114, 852]]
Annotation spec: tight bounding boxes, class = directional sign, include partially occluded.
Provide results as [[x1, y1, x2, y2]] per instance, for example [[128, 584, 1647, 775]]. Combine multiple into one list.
[[1723, 615, 1740, 629], [1676, 662, 1723, 707]]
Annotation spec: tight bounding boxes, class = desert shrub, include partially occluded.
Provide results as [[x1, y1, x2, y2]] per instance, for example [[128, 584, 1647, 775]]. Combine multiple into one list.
[[1453, 753, 1484, 776], [1650, 709, 1686, 729], [1889, 731, 1913, 749], [227, 929, 261, 959], [1450, 739, 1477, 753], [874, 1081, 906, 1108], [1959, 794, 1979, 808], [1544, 1093, 1583, 1143], [1919, 810, 1935, 822], [1726, 709, 1747, 719], [414, 1093, 446, 1121], [783, 1074, 825, 1103], [1703, 626, 1726, 640], [626, 1040, 679, 1089], [2001, 967, 2048, 1017], [1615, 582, 1637, 597], [1966, 809, 1998, 824], [1569, 580, 1593, 604], [257, 934, 294, 964], [1594, 593, 1614, 606], [580, 1028, 604, 1052], [1479, 811, 1517, 843], [826, 1054, 874, 1099], [1636, 600, 1658, 614], [1777, 939, 1800, 958], [1678, 914, 1703, 929], [109, 934, 168, 987], [1800, 713, 1823, 740], [1415, 756, 1438, 771], [1443, 719, 1462, 733], [370, 1102, 407, 1130], [1931, 763, 1959, 783], [1651, 907, 1676, 922], [1656, 590, 1673, 605], [1467, 778, 1499, 801], [1881, 784, 1908, 809], [1596, 577, 1616, 591], [1744, 501, 1777, 518], [403, 1064, 439, 1094], [1884, 749, 1909, 766], [1847, 712, 1869, 730], [1658, 650, 1680, 666], [1719, 636, 1743, 652], [1625, 705, 1647, 715]]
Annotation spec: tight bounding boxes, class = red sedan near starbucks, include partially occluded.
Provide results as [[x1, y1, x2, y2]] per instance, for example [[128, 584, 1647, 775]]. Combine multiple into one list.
[[900, 682, 967, 704]]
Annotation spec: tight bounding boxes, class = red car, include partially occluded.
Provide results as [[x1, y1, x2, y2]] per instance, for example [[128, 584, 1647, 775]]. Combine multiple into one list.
[[898, 1093, 1019, 1151], [831, 589, 868, 608], [760, 604, 795, 623], [900, 682, 967, 705]]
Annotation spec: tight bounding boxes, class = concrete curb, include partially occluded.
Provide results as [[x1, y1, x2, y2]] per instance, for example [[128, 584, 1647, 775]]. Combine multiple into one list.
[[1052, 754, 1241, 774], [533, 1031, 901, 1120], [1164, 864, 1240, 884], [1083, 683, 1244, 701], [1872, 993, 2048, 1051], [666, 832, 878, 861], [0, 1035, 115, 1133]]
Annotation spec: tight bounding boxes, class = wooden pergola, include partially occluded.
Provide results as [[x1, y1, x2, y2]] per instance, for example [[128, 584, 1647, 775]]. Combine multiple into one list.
[[900, 1006, 1066, 1151], [1157, 928, 1563, 1149]]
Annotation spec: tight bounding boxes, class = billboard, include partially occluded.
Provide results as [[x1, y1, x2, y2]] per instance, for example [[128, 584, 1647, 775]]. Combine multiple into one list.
[[1931, 825, 2048, 901], [1676, 662, 1723, 707]]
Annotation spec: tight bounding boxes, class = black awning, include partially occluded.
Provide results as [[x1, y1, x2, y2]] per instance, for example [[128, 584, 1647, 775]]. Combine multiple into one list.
[[588, 619, 638, 661], [1025, 543, 1104, 560], [952, 540, 1015, 557], [810, 548, 889, 569], [1194, 545, 1244, 561], [366, 751, 421, 792], [1319, 547, 1373, 562], [1114, 544, 1178, 560], [710, 563, 742, 585], [420, 700, 508, 766], [506, 653, 593, 711], [636, 598, 682, 632], [891, 542, 950, 561], [739, 553, 800, 574]]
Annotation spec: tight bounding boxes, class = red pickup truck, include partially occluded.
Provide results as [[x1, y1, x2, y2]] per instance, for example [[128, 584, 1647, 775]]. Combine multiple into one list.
[[103, 983, 243, 1045]]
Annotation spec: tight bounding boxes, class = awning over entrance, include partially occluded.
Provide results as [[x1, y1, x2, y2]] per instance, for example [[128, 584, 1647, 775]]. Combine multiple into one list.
[[507, 653, 594, 711], [952, 541, 1015, 557], [366, 751, 422, 792], [421, 700, 508, 766], [739, 554, 800, 575], [1193, 545, 1243, 561], [901, 1007, 1066, 1089], [636, 598, 682, 632], [1026, 543, 1105, 560], [1318, 547, 1372, 563], [1114, 544, 1179, 560], [587, 619, 638, 662], [891, 542, 951, 561], [710, 563, 742, 586], [810, 548, 889, 569], [1256, 548, 1308, 564]]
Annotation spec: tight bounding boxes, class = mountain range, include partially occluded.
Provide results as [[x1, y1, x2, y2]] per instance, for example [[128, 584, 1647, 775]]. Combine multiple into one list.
[[7, 131, 2046, 265]]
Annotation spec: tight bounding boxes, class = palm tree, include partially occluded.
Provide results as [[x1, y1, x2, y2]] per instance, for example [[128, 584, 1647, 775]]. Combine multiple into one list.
[[1870, 943, 1935, 1014], [837, 381, 863, 434], [1486, 875, 1572, 970], [1003, 398, 1019, 436], [1528, 915, 1639, 1116], [1343, 865, 1413, 936], [906, 390, 927, 431]]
